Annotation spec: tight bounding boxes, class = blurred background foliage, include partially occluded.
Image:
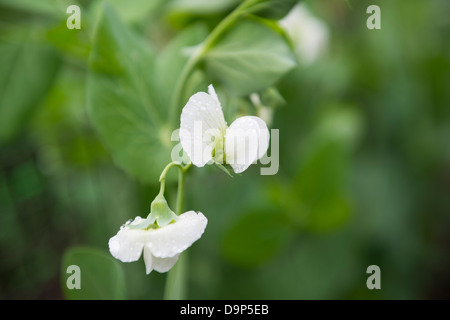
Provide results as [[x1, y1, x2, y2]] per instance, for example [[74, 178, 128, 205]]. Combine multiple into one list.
[[0, 0, 449, 299]]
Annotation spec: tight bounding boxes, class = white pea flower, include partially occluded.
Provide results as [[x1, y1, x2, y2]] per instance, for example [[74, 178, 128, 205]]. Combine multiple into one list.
[[109, 193, 207, 274], [109, 211, 207, 274], [279, 3, 329, 66], [180, 84, 270, 173]]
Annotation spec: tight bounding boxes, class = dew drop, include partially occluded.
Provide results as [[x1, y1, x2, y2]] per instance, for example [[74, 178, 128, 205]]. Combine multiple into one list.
[[121, 218, 134, 229]]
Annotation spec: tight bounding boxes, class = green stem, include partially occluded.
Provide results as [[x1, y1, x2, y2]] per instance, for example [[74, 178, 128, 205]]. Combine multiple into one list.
[[201, 0, 261, 52], [175, 167, 185, 215], [176, 162, 192, 214], [169, 54, 201, 125], [163, 162, 191, 300], [163, 252, 187, 300], [168, 0, 263, 125], [159, 161, 182, 195]]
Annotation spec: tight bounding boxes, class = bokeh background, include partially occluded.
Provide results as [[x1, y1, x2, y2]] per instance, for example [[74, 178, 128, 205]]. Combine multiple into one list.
[[1, 0, 449, 299]]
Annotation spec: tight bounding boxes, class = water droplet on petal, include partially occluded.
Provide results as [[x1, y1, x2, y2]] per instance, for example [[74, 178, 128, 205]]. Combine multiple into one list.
[[121, 219, 134, 229]]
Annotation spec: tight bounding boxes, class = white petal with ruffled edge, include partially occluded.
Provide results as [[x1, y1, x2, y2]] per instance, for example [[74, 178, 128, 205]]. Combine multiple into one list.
[[225, 116, 270, 173], [108, 217, 148, 263], [180, 85, 227, 167], [145, 211, 208, 258], [143, 245, 180, 274], [143, 246, 180, 274], [109, 212, 207, 274]]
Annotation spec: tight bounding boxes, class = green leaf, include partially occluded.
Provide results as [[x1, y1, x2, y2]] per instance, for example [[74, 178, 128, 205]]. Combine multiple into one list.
[[203, 16, 296, 96], [245, 0, 300, 20], [46, 19, 91, 62], [256, 86, 286, 108], [289, 108, 362, 231], [87, 5, 172, 184], [0, 0, 70, 17], [0, 28, 60, 145], [166, 0, 240, 29], [89, 0, 165, 24], [167, 0, 239, 15], [154, 23, 208, 117], [61, 246, 126, 300], [293, 142, 350, 231], [221, 210, 292, 267]]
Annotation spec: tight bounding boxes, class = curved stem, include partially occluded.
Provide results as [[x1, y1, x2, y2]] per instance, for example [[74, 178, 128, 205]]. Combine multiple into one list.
[[169, 54, 201, 125], [168, 0, 263, 125], [158, 161, 183, 195], [200, 0, 260, 52], [159, 178, 165, 195], [159, 161, 182, 182]]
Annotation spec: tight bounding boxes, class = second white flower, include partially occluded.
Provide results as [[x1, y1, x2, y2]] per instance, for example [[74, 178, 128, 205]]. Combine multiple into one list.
[[180, 84, 270, 173]]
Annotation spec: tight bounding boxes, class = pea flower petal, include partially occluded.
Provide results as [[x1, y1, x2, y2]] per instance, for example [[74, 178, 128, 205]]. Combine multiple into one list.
[[180, 84, 270, 173], [108, 217, 147, 263], [225, 116, 270, 173], [109, 211, 207, 274], [180, 85, 227, 167], [143, 247, 180, 274]]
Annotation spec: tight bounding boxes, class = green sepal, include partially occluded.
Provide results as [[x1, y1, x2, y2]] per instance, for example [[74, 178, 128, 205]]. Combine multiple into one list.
[[215, 163, 234, 178], [147, 193, 178, 227], [127, 218, 156, 230]]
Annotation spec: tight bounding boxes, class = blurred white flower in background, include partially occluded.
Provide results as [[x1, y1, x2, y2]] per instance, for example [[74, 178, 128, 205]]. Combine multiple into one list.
[[250, 93, 273, 128], [279, 3, 329, 66]]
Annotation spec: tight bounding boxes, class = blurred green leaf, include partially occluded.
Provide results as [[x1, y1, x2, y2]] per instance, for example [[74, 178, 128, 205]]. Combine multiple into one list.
[[168, 0, 239, 15], [289, 108, 361, 231], [46, 19, 91, 62], [90, 0, 164, 24], [245, 0, 300, 20], [154, 23, 208, 115], [10, 160, 42, 200], [203, 16, 296, 96], [87, 5, 172, 184], [165, 0, 238, 29], [258, 233, 362, 299], [166, 0, 299, 22], [221, 210, 292, 267], [0, 28, 60, 145], [31, 68, 109, 171], [0, 0, 70, 17], [61, 246, 125, 300], [258, 87, 286, 108]]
